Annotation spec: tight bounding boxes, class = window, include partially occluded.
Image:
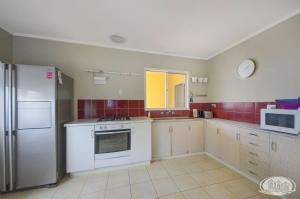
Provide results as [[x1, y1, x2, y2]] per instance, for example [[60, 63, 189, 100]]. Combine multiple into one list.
[[145, 69, 189, 110]]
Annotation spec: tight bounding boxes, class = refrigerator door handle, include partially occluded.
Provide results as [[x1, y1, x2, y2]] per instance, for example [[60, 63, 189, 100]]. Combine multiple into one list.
[[7, 64, 15, 191], [0, 63, 7, 192], [11, 65, 16, 133]]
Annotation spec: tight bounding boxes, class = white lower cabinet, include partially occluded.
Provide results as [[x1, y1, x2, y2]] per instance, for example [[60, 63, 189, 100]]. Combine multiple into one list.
[[152, 120, 204, 159], [152, 122, 171, 159], [270, 134, 300, 199], [171, 122, 189, 156], [205, 119, 300, 199], [205, 121, 240, 167], [239, 128, 270, 181], [131, 122, 152, 163], [205, 120, 221, 158], [66, 121, 152, 173], [66, 125, 95, 173], [219, 123, 240, 169], [188, 121, 204, 153]]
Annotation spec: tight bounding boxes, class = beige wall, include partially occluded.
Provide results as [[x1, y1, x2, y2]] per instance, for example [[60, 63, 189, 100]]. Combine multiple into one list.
[[13, 37, 208, 117], [0, 27, 13, 63], [207, 14, 300, 103], [11, 12, 300, 112]]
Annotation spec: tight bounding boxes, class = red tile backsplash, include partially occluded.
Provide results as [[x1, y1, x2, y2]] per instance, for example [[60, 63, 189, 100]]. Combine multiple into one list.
[[105, 100, 118, 109], [209, 102, 275, 124], [117, 108, 129, 116], [129, 100, 139, 108], [78, 99, 295, 125], [129, 109, 140, 117], [92, 100, 105, 109]]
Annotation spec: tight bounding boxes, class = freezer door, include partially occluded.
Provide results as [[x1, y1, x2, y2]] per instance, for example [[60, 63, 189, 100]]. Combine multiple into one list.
[[0, 62, 6, 192], [15, 65, 57, 189]]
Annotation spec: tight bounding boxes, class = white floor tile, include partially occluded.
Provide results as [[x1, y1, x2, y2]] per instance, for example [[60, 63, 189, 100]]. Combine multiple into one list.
[[172, 174, 199, 191], [182, 187, 212, 199], [152, 177, 179, 197], [131, 181, 157, 198], [105, 185, 131, 199]]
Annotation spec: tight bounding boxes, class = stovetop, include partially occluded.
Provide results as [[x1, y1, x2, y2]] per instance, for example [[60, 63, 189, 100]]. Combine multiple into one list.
[[97, 116, 131, 122]]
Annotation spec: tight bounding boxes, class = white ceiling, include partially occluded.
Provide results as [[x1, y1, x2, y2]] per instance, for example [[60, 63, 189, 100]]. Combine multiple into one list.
[[1, 0, 300, 59]]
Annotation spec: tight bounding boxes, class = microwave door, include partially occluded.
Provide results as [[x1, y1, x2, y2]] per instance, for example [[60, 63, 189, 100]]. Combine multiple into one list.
[[261, 110, 299, 135]]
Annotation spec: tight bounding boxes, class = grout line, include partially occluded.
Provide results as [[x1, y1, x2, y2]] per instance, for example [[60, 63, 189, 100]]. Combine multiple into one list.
[[126, 168, 133, 199], [103, 172, 110, 199], [145, 164, 160, 199]]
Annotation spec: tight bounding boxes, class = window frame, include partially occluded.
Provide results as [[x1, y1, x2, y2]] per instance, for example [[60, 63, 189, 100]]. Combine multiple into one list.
[[144, 68, 190, 111]]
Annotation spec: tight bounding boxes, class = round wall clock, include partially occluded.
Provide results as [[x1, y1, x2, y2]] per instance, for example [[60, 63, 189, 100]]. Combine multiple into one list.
[[236, 59, 256, 79]]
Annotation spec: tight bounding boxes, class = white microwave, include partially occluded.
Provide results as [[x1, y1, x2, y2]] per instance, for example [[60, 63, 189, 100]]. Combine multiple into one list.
[[260, 109, 300, 135]]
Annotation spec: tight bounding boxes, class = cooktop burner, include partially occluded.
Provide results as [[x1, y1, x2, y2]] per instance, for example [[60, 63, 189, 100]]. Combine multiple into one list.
[[97, 116, 131, 122]]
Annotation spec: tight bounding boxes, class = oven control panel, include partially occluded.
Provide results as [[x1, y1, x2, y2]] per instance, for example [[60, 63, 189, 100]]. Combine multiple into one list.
[[94, 123, 131, 131]]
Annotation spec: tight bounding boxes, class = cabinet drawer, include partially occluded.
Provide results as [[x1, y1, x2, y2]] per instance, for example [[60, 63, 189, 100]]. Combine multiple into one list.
[[243, 164, 269, 181], [240, 155, 269, 181], [240, 130, 269, 153], [240, 128, 269, 143], [240, 145, 270, 163], [241, 155, 269, 174]]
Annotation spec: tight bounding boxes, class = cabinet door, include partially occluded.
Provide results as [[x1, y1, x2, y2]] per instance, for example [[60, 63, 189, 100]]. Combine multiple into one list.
[[205, 120, 220, 158], [171, 122, 188, 156], [131, 122, 151, 163], [219, 123, 239, 168], [188, 120, 204, 153], [66, 126, 94, 173], [270, 134, 300, 199], [152, 122, 171, 159]]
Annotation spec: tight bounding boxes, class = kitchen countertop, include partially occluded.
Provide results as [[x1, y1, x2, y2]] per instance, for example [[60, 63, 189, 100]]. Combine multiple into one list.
[[152, 117, 204, 122], [209, 118, 300, 138], [64, 117, 152, 127], [65, 117, 299, 138]]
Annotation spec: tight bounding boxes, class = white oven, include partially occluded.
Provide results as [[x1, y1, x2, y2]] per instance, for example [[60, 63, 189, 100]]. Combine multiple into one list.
[[94, 123, 132, 160], [260, 109, 300, 135]]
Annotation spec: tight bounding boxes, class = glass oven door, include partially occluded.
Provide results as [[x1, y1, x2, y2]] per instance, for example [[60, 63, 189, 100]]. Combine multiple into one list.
[[94, 129, 131, 160]]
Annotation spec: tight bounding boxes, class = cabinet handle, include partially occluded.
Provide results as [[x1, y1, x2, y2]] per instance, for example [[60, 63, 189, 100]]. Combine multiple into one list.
[[249, 133, 258, 137], [248, 160, 257, 166], [248, 151, 258, 157], [188, 126, 191, 131], [249, 142, 259, 147], [271, 142, 277, 152], [274, 142, 277, 152], [91, 130, 94, 139], [248, 170, 257, 176], [238, 133, 241, 140]]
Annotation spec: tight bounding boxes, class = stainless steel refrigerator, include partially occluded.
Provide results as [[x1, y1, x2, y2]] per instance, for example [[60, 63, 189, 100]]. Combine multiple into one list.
[[0, 63, 73, 192]]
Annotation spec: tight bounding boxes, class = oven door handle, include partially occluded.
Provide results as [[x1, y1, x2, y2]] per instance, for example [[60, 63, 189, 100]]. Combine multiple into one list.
[[95, 130, 131, 135]]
